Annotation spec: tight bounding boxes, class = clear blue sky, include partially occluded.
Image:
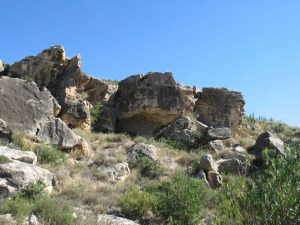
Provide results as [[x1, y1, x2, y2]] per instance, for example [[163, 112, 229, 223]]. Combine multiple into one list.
[[1, 1, 300, 126]]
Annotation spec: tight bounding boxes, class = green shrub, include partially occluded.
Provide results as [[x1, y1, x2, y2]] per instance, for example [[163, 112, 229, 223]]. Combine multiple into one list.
[[0, 155, 11, 164], [129, 156, 165, 179], [133, 135, 147, 144], [218, 142, 300, 225], [35, 144, 66, 165], [117, 187, 155, 220], [0, 197, 33, 224], [19, 180, 46, 201], [33, 197, 74, 225], [147, 172, 216, 225], [1, 181, 74, 225], [90, 102, 101, 127]]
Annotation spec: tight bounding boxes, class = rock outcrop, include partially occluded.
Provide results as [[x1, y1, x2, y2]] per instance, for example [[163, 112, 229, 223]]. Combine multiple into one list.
[[83, 78, 118, 132], [7, 45, 123, 132], [115, 72, 186, 135], [8, 46, 91, 130], [194, 88, 245, 132]]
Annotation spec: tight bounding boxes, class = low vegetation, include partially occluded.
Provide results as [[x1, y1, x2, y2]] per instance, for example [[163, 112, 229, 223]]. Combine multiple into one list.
[[1, 117, 300, 224]]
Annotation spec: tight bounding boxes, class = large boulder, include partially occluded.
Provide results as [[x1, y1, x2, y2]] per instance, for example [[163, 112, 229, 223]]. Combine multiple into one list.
[[98, 162, 130, 181], [0, 77, 58, 136], [194, 88, 245, 132], [126, 143, 159, 162], [0, 77, 89, 154], [216, 158, 243, 175], [207, 171, 223, 189], [0, 146, 37, 164], [0, 160, 57, 198], [114, 72, 186, 135], [250, 131, 285, 156], [207, 140, 224, 152], [156, 116, 201, 148], [36, 118, 89, 155], [203, 127, 231, 142], [97, 214, 139, 225], [199, 154, 218, 172]]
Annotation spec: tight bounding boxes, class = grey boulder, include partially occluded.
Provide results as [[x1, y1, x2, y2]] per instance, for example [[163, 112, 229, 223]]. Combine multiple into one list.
[[126, 143, 159, 162], [0, 146, 37, 164]]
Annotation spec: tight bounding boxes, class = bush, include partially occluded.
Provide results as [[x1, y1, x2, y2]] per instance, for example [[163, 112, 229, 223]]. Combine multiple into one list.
[[1, 181, 74, 225], [129, 156, 165, 179], [147, 172, 216, 225], [117, 187, 155, 220], [35, 144, 66, 165], [90, 102, 101, 127], [33, 197, 74, 225], [0, 155, 11, 164], [218, 142, 300, 225], [19, 180, 46, 201], [0, 197, 33, 224]]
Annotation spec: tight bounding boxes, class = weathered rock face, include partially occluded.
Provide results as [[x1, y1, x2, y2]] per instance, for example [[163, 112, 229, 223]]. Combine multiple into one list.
[[8, 46, 91, 130], [47, 54, 91, 130], [250, 131, 285, 156], [126, 143, 159, 162], [9, 46, 66, 86], [194, 88, 245, 132], [36, 118, 88, 153], [115, 72, 186, 135], [156, 116, 201, 148], [0, 77, 89, 154], [83, 78, 119, 132], [8, 45, 123, 131], [0, 77, 58, 136], [177, 84, 195, 115]]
